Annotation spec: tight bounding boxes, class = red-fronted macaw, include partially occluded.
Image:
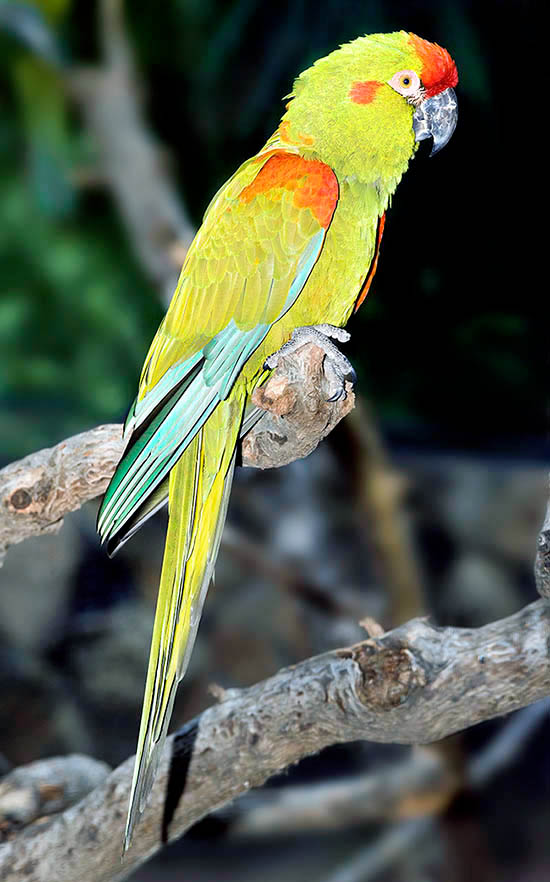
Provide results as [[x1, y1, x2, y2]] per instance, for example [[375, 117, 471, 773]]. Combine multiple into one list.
[[98, 30, 458, 848]]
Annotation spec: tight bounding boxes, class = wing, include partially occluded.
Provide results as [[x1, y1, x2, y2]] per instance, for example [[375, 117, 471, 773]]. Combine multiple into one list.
[[98, 149, 339, 549], [138, 148, 339, 390]]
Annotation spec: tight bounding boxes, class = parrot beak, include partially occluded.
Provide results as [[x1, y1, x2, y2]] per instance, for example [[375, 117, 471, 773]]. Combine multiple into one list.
[[413, 87, 458, 156]]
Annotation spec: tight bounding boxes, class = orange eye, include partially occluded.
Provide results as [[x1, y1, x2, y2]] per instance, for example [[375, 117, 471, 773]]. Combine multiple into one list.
[[388, 69, 422, 100]]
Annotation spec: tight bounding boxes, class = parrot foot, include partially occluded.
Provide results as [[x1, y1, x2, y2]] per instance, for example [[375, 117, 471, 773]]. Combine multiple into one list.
[[264, 324, 356, 401]]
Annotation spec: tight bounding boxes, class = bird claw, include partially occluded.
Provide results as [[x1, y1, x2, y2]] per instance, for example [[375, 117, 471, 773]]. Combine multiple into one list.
[[324, 355, 357, 402], [264, 324, 356, 401]]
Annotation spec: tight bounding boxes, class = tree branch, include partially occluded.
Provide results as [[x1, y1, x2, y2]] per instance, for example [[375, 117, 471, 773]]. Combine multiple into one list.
[[242, 343, 354, 469], [65, 0, 195, 302], [0, 424, 125, 563], [0, 599, 548, 881], [344, 401, 425, 623], [0, 755, 110, 840], [320, 695, 550, 882], [0, 344, 353, 562], [227, 746, 454, 837], [228, 695, 550, 840], [322, 817, 434, 882], [535, 478, 550, 599]]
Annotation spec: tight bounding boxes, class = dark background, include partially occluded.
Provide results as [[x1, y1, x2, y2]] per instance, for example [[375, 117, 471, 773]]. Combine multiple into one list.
[[1, 2, 549, 881]]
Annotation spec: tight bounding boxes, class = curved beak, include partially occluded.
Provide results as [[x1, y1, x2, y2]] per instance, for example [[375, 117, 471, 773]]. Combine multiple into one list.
[[413, 87, 458, 156]]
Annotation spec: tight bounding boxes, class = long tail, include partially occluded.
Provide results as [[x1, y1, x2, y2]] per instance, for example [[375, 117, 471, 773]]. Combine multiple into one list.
[[124, 392, 243, 849]]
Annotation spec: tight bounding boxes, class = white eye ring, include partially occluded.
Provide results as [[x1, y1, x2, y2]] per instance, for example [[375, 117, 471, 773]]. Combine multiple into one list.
[[388, 69, 422, 101]]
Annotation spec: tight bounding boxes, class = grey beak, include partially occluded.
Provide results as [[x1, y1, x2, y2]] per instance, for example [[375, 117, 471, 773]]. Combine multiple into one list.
[[413, 87, 458, 156]]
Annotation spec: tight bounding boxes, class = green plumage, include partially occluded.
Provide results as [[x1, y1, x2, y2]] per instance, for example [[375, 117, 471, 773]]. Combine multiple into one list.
[[97, 30, 456, 848]]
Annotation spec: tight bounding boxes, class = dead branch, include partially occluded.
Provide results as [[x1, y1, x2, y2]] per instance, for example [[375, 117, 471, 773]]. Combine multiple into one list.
[[535, 478, 550, 599], [66, 0, 195, 302], [322, 817, 434, 882], [0, 424, 125, 563], [0, 345, 353, 562], [320, 695, 550, 882], [0, 599, 548, 881], [0, 755, 110, 840], [221, 696, 549, 840], [345, 401, 425, 623], [467, 694, 550, 786], [242, 344, 354, 469], [228, 746, 455, 837]]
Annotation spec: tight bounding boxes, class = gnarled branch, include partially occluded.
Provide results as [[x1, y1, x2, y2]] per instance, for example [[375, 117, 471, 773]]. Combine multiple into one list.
[[535, 480, 550, 599], [0, 755, 110, 839], [0, 599, 548, 881], [0, 344, 353, 562], [0, 424, 125, 563]]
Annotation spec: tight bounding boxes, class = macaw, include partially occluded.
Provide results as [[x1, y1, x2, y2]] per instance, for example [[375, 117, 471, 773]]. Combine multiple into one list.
[[97, 30, 458, 848]]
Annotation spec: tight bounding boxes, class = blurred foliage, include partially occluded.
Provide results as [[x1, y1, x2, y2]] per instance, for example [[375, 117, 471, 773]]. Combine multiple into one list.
[[0, 0, 163, 455], [0, 0, 544, 459]]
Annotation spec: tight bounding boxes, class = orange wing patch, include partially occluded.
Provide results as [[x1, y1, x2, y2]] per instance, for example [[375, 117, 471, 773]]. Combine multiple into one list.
[[354, 213, 385, 312], [240, 153, 338, 229]]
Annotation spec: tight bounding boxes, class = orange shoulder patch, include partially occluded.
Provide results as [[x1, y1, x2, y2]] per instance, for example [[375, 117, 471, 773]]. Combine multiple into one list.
[[240, 153, 338, 229]]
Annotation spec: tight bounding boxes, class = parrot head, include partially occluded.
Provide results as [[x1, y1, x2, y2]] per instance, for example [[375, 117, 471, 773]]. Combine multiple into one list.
[[281, 31, 458, 198]]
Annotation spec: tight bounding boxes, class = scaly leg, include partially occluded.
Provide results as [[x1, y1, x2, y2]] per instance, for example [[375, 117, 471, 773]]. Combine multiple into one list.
[[264, 324, 356, 401]]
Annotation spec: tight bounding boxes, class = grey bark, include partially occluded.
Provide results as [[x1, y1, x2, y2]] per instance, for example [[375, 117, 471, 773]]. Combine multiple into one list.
[[0, 599, 548, 881], [535, 480, 550, 599], [0, 424, 125, 563], [0, 755, 110, 836]]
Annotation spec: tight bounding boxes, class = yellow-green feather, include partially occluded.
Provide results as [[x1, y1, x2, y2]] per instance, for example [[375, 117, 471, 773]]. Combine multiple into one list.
[[124, 389, 243, 849], [108, 29, 432, 849]]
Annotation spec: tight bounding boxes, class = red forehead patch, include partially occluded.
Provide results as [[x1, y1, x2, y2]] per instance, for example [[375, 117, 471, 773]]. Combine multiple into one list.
[[408, 33, 458, 98], [349, 80, 382, 104]]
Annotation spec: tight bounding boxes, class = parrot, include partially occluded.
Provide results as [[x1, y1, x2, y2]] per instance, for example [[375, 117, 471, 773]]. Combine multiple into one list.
[[97, 30, 458, 849]]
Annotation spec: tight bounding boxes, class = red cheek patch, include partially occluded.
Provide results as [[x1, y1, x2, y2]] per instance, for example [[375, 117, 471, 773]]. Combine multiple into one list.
[[349, 80, 382, 104]]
